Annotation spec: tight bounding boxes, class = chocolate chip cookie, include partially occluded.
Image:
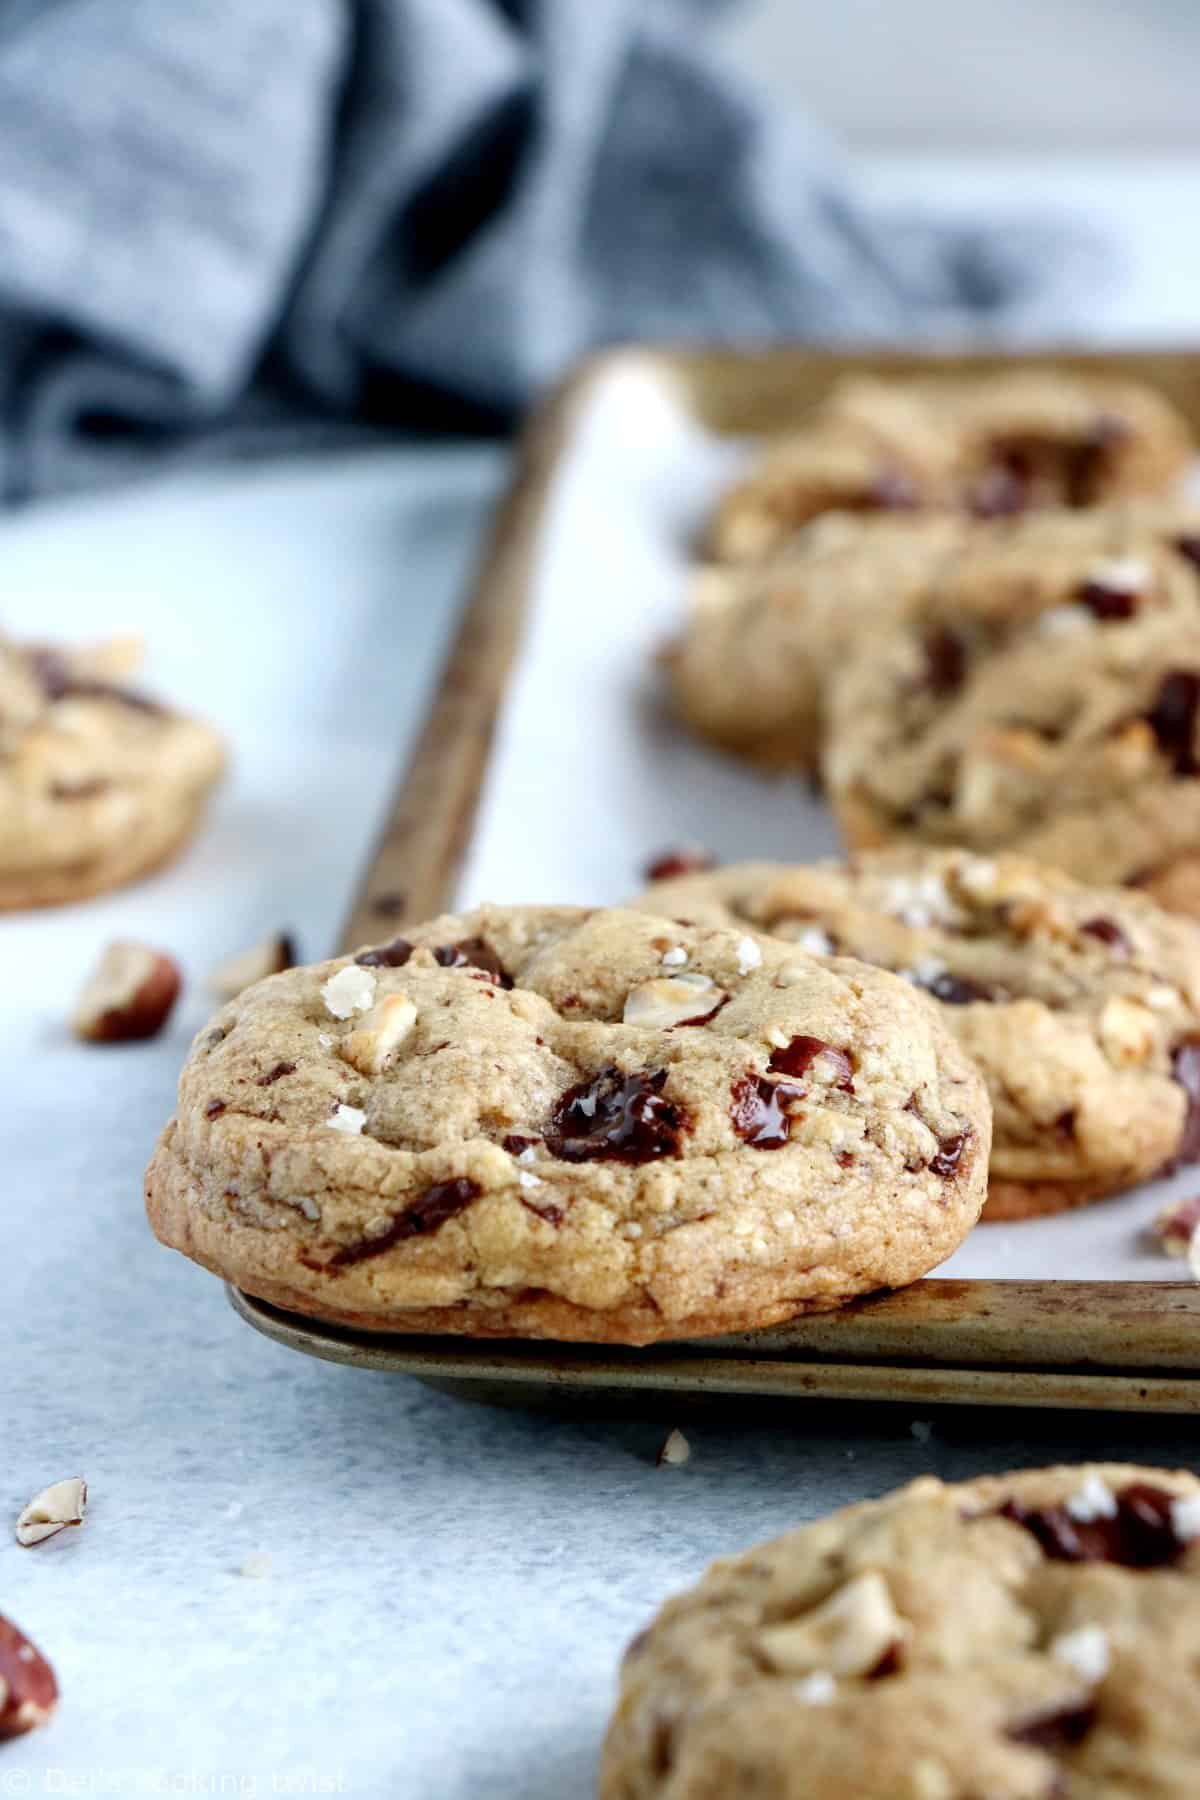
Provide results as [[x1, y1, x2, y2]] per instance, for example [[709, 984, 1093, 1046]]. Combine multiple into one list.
[[145, 904, 990, 1345], [666, 514, 966, 769], [601, 1462, 1200, 1800], [0, 633, 226, 909], [707, 369, 1192, 563], [638, 850, 1200, 1219], [823, 514, 1200, 914]]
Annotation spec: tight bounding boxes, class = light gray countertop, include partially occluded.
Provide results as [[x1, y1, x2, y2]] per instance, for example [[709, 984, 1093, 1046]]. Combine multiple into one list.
[[6, 157, 1200, 1799]]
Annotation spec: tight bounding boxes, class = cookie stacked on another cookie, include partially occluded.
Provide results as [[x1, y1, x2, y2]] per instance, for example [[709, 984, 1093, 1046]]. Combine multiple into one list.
[[145, 903, 991, 1344], [638, 850, 1200, 1219], [707, 369, 1193, 562], [0, 633, 226, 909], [601, 1463, 1200, 1800], [822, 508, 1200, 912]]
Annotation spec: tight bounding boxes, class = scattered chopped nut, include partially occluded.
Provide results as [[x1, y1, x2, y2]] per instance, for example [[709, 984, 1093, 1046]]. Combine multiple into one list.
[[71, 941, 181, 1043], [320, 965, 376, 1020], [623, 973, 725, 1030], [1098, 994, 1156, 1066], [238, 1553, 272, 1580], [1151, 1195, 1200, 1258], [208, 933, 296, 1001], [755, 1571, 907, 1678], [1050, 1623, 1110, 1683], [0, 1612, 59, 1740], [15, 1477, 87, 1548], [735, 935, 762, 975], [328, 1103, 366, 1135], [338, 994, 418, 1074], [1066, 1475, 1118, 1524], [657, 1429, 691, 1468]]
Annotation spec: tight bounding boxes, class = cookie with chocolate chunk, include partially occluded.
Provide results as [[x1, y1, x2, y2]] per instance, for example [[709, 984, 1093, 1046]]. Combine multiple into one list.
[[666, 513, 965, 769], [707, 368, 1192, 562], [638, 850, 1200, 1219], [822, 513, 1200, 916], [601, 1462, 1200, 1800], [145, 904, 990, 1345], [0, 633, 225, 909]]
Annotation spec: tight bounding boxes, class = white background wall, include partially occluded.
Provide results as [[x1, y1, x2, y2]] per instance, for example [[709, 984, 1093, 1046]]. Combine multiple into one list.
[[719, 0, 1200, 149]]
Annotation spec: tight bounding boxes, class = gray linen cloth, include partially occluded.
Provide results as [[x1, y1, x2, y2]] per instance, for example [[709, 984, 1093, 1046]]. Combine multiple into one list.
[[0, 0, 1098, 501]]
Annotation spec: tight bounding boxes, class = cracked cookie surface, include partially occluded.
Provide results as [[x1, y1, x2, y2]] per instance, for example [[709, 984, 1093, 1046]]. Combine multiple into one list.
[[601, 1462, 1200, 1800], [707, 370, 1192, 563], [0, 633, 226, 909], [822, 510, 1200, 916], [145, 904, 990, 1345], [638, 850, 1200, 1219]]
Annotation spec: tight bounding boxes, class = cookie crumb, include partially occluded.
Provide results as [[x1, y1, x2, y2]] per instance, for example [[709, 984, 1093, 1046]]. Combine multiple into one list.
[[320, 965, 376, 1020], [1050, 1623, 1109, 1683], [657, 1429, 691, 1467]]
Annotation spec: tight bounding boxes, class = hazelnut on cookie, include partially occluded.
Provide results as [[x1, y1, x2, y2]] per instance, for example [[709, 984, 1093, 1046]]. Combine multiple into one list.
[[602, 1462, 1200, 1799], [0, 633, 225, 909], [145, 904, 990, 1344], [639, 850, 1200, 1219]]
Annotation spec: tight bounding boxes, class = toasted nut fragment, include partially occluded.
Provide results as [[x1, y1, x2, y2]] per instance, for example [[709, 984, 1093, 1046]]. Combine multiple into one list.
[[1151, 1195, 1200, 1258], [72, 941, 181, 1043], [16, 1477, 87, 1547], [339, 994, 418, 1074], [209, 933, 295, 1001], [1098, 994, 1156, 1065], [755, 1571, 907, 1678], [0, 1613, 59, 1740], [623, 974, 724, 1030], [657, 1429, 691, 1467]]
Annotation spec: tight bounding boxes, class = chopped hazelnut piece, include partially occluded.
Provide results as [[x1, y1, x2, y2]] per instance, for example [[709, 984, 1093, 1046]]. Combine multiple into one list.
[[339, 994, 418, 1074], [657, 1429, 691, 1468], [209, 933, 295, 1001], [72, 942, 181, 1043], [755, 1571, 907, 1678], [0, 1613, 59, 1739], [15, 1477, 87, 1548], [623, 973, 725, 1030]]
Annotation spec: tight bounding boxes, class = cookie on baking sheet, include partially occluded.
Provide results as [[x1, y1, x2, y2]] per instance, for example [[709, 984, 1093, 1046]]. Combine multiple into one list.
[[706, 369, 1193, 563], [600, 1463, 1200, 1800], [822, 519, 1200, 914], [144, 904, 990, 1345], [665, 514, 966, 769], [638, 850, 1200, 1220], [0, 634, 226, 909]]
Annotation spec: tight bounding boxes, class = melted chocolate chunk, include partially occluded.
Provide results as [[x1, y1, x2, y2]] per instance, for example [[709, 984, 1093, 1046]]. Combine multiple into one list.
[[354, 936, 413, 968], [433, 937, 513, 988], [503, 1133, 538, 1157], [767, 1035, 854, 1088], [643, 847, 717, 884], [257, 1060, 296, 1087], [1172, 1038, 1200, 1163], [1063, 417, 1126, 508], [519, 1196, 565, 1226], [328, 1178, 482, 1266], [1008, 1703, 1097, 1753], [546, 1068, 687, 1164], [1079, 915, 1131, 955], [1054, 1108, 1077, 1143], [1144, 670, 1200, 775], [916, 969, 996, 1006], [204, 1099, 227, 1119], [922, 626, 968, 696], [1078, 577, 1139, 621], [930, 1130, 968, 1177], [1174, 535, 1200, 574], [997, 1482, 1189, 1567], [730, 1074, 803, 1149]]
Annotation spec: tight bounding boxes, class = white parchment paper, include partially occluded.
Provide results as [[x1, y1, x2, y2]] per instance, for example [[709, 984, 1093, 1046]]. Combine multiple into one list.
[[458, 357, 1198, 1283]]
